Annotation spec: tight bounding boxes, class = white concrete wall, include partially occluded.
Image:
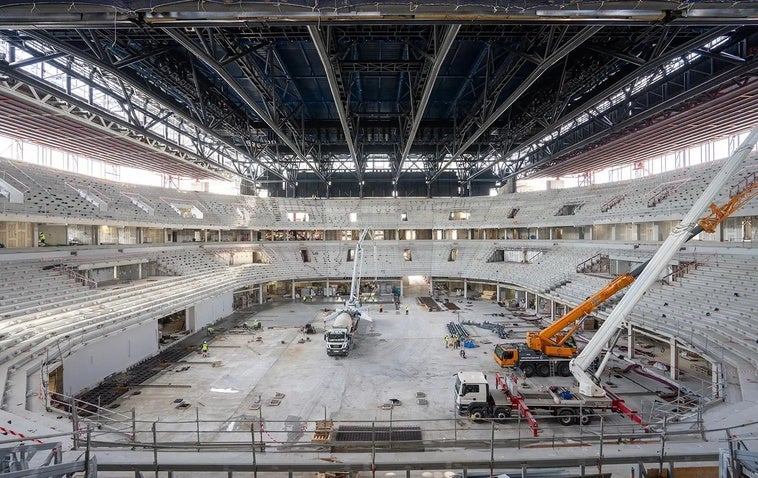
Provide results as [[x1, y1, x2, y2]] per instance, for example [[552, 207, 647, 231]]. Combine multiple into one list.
[[63, 321, 159, 396], [193, 292, 234, 330]]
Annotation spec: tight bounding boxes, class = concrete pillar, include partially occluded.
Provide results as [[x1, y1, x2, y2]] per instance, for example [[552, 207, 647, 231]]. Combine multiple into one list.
[[496, 283, 500, 302], [326, 279, 330, 297], [505, 176, 516, 194], [549, 228, 553, 240], [428, 277, 433, 295], [535, 229, 539, 240], [586, 226, 593, 241], [33, 224, 39, 247], [627, 323, 635, 359], [113, 266, 117, 280], [550, 299, 555, 320], [291, 280, 296, 300], [218, 229, 222, 242], [611, 225, 616, 241], [463, 279, 467, 299], [670, 338, 679, 380], [652, 223, 660, 241], [138, 263, 143, 280], [259, 285, 264, 304]]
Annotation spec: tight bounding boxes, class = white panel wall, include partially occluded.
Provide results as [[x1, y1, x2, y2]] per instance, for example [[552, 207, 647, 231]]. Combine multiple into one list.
[[63, 321, 159, 396], [193, 292, 234, 330]]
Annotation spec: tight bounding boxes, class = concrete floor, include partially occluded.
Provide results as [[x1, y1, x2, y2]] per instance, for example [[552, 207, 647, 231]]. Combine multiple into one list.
[[46, 292, 756, 477], [97, 295, 701, 442]]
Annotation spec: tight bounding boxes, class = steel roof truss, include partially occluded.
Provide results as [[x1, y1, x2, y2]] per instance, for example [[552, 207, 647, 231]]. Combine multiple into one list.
[[394, 24, 460, 184], [307, 24, 361, 180], [430, 25, 602, 182]]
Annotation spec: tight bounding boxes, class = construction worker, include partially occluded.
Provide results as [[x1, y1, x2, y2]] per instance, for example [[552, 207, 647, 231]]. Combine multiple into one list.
[[444, 335, 449, 348], [201, 340, 209, 357], [253, 320, 261, 330], [207, 326, 215, 336], [379, 304, 383, 313], [38, 231, 46, 246], [405, 305, 409, 316]]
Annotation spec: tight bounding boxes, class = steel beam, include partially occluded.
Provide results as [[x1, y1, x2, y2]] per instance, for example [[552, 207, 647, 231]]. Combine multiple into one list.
[[307, 25, 361, 179], [394, 24, 460, 183], [164, 28, 327, 183], [12, 29, 291, 182], [430, 25, 601, 182], [467, 26, 738, 181]]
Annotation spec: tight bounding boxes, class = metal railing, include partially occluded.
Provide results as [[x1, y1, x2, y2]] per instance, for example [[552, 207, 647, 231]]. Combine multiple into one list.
[[51, 263, 98, 289]]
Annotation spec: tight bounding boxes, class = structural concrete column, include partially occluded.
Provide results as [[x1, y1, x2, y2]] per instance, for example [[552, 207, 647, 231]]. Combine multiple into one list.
[[291, 280, 296, 300], [259, 285, 264, 304], [611, 225, 616, 241], [550, 299, 555, 320], [428, 277, 433, 295], [496, 283, 500, 302], [463, 279, 467, 299], [549, 228, 553, 240], [138, 263, 143, 280], [113, 266, 117, 280], [326, 279, 330, 297], [626, 323, 635, 359], [670, 338, 679, 380], [218, 229, 222, 242], [400, 279, 403, 297]]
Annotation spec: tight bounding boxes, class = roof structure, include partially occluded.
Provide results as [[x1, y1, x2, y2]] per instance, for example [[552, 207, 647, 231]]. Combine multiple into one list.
[[0, 1, 756, 196]]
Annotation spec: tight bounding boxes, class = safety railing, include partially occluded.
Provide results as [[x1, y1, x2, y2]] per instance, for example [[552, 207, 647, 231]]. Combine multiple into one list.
[[51, 264, 98, 289]]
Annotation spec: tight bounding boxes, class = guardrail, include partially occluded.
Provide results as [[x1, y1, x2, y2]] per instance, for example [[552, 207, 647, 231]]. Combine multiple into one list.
[[52, 264, 98, 289]]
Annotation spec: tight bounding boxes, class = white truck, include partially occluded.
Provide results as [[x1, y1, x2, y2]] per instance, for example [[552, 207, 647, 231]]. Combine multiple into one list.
[[454, 371, 633, 435], [325, 312, 356, 357]]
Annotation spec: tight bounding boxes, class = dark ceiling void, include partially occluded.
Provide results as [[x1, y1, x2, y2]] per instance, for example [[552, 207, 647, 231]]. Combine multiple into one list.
[[0, 2, 755, 196]]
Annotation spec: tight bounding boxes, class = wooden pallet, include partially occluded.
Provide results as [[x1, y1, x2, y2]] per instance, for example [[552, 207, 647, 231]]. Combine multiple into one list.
[[312, 419, 333, 443]]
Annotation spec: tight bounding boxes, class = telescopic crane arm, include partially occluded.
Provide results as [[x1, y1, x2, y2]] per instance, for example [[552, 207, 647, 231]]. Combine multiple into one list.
[[570, 124, 758, 398], [347, 228, 371, 310], [525, 170, 758, 359]]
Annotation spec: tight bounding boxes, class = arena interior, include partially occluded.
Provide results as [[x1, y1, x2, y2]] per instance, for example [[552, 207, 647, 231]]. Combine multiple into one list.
[[0, 2, 757, 477]]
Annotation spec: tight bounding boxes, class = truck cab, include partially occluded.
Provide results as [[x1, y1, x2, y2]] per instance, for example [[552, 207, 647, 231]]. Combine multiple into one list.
[[325, 329, 352, 356], [454, 372, 511, 422]]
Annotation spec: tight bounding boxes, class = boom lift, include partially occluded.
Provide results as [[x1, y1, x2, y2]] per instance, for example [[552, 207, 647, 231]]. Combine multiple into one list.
[[494, 158, 758, 377], [324, 228, 374, 356]]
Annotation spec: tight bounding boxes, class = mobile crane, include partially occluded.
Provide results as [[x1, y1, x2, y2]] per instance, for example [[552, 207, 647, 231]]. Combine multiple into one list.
[[462, 124, 758, 431], [494, 153, 758, 377]]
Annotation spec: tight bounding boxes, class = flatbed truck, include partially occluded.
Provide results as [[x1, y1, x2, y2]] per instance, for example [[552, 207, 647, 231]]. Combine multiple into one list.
[[454, 371, 641, 436]]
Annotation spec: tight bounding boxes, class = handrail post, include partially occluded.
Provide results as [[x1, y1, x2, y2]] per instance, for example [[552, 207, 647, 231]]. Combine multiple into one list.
[[152, 421, 158, 478]]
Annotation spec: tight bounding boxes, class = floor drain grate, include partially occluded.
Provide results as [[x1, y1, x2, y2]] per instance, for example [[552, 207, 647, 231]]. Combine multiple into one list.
[[334, 426, 421, 442]]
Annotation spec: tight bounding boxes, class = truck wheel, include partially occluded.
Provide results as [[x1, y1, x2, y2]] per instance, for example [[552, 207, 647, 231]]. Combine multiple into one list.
[[579, 408, 593, 426], [537, 364, 550, 377], [557, 362, 571, 377], [521, 364, 535, 377], [557, 408, 576, 426], [469, 407, 487, 423], [493, 407, 511, 424]]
